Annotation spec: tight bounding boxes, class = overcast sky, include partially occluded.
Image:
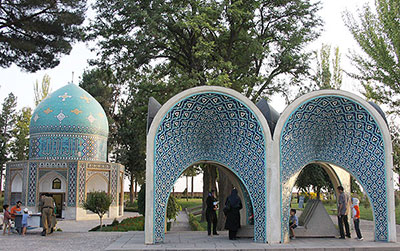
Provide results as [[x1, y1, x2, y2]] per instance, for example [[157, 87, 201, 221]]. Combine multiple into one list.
[[0, 0, 377, 192]]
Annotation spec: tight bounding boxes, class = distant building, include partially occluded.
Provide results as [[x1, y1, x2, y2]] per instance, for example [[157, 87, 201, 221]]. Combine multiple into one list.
[[4, 83, 124, 220]]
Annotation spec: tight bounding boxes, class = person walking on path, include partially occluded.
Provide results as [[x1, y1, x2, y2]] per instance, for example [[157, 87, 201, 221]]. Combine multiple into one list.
[[206, 190, 218, 236], [224, 188, 242, 240], [337, 186, 351, 239], [351, 198, 363, 240], [40, 193, 55, 236]]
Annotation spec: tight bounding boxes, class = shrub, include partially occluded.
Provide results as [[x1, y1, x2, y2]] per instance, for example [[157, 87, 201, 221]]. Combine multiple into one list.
[[167, 195, 180, 221], [83, 191, 112, 231], [137, 184, 145, 216], [395, 193, 400, 207]]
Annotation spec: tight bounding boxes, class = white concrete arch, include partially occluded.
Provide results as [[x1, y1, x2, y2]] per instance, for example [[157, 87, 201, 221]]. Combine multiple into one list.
[[146, 86, 274, 244], [39, 171, 67, 193], [86, 173, 109, 193], [11, 172, 23, 193], [273, 89, 395, 242]]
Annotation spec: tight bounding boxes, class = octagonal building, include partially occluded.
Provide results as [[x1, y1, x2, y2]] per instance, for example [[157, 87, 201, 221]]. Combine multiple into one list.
[[4, 83, 124, 220]]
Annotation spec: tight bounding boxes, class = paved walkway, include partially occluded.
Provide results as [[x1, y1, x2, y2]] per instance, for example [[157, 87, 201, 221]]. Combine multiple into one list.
[[105, 231, 400, 251], [0, 212, 139, 251], [170, 211, 191, 231]]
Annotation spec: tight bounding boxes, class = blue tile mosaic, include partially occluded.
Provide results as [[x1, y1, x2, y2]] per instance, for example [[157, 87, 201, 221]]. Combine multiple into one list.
[[153, 92, 267, 243], [279, 96, 388, 241]]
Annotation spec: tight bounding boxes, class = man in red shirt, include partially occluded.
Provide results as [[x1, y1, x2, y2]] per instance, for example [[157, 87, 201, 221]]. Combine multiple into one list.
[[10, 201, 22, 233], [10, 201, 22, 219]]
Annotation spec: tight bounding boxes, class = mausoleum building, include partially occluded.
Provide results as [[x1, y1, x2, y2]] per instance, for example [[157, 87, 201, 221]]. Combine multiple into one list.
[[4, 83, 124, 220]]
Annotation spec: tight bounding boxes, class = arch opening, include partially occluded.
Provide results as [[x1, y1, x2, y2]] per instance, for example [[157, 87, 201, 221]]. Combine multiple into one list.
[[284, 161, 375, 241], [163, 162, 254, 238], [146, 89, 270, 244], [278, 94, 393, 242]]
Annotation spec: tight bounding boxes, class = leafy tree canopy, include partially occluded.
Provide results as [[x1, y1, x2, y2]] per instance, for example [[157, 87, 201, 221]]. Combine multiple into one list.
[[295, 163, 334, 199], [88, 0, 322, 101], [0, 0, 86, 72], [10, 107, 31, 161], [83, 191, 112, 230], [344, 0, 400, 115]]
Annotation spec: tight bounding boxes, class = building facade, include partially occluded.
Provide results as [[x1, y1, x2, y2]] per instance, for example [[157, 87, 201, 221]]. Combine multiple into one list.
[[4, 83, 124, 220]]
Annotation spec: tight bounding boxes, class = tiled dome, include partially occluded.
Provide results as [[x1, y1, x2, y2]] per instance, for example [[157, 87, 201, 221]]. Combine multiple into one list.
[[29, 83, 108, 161]]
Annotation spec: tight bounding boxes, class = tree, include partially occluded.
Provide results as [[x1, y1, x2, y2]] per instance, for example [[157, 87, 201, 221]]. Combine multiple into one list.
[[137, 183, 145, 216], [0, 0, 86, 72], [88, 0, 322, 101], [313, 44, 342, 90], [89, 0, 323, 224], [34, 74, 51, 106], [343, 0, 400, 115], [83, 191, 112, 231], [294, 43, 343, 99], [0, 93, 17, 196], [183, 165, 201, 199], [295, 163, 334, 200], [10, 107, 32, 161], [344, 0, 400, 178]]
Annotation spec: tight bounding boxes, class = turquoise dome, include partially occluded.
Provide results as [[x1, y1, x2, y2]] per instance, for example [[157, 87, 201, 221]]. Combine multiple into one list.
[[29, 83, 108, 161]]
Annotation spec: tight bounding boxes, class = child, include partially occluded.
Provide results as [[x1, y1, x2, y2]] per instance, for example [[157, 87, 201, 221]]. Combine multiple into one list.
[[289, 209, 298, 240], [352, 198, 363, 240], [2, 205, 11, 235], [21, 208, 30, 236]]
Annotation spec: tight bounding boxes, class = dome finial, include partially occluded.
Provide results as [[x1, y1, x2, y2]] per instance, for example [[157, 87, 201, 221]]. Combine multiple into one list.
[[69, 71, 74, 85]]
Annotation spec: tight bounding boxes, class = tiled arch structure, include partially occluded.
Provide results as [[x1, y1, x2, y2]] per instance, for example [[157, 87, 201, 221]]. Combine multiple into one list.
[[274, 90, 396, 243], [145, 86, 271, 244]]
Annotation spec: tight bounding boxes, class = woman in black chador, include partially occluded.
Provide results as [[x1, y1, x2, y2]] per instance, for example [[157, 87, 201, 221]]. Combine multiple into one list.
[[206, 190, 218, 236], [224, 188, 242, 240]]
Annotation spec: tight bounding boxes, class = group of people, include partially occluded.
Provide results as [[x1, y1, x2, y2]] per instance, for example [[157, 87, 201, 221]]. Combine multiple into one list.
[[337, 185, 363, 240], [289, 185, 363, 240], [206, 185, 363, 241], [1, 193, 56, 236], [206, 188, 243, 240], [2, 200, 29, 236]]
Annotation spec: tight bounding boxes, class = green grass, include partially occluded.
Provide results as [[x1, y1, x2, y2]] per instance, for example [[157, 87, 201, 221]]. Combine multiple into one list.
[[177, 198, 202, 210], [188, 213, 207, 231], [290, 201, 398, 223], [98, 216, 145, 232], [124, 200, 138, 212]]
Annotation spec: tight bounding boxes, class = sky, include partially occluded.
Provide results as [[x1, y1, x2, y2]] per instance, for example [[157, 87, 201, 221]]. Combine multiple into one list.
[[1, 0, 386, 192]]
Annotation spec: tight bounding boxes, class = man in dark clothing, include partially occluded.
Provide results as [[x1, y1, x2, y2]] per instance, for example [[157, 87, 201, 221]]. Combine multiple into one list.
[[337, 186, 351, 239], [224, 188, 242, 240], [206, 190, 218, 236]]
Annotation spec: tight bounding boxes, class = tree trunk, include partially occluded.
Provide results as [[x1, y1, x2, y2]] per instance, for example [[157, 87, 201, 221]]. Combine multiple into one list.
[[100, 215, 103, 231], [201, 164, 218, 222], [0, 167, 3, 197], [129, 173, 134, 204], [191, 176, 194, 198], [134, 179, 138, 198], [186, 175, 188, 201], [201, 164, 210, 222], [216, 168, 233, 231]]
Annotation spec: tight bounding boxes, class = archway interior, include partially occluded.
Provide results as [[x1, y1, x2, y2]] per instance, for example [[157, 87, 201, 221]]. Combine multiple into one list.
[[153, 92, 267, 243], [279, 96, 388, 241]]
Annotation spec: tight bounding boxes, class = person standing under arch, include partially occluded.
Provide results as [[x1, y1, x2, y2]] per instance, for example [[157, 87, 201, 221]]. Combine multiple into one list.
[[206, 190, 218, 236], [337, 186, 351, 239], [224, 188, 242, 240]]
